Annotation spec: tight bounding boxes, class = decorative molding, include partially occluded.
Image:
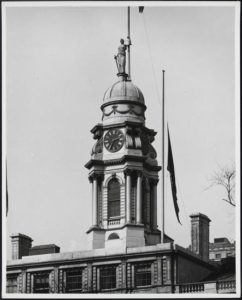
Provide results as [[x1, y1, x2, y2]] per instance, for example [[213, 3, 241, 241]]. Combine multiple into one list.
[[26, 272, 31, 293], [102, 104, 144, 120], [148, 144, 157, 159], [83, 268, 88, 292], [90, 121, 156, 136], [136, 170, 143, 178], [124, 169, 133, 176], [93, 129, 103, 140], [88, 173, 104, 183], [92, 266, 97, 292], [149, 178, 159, 186], [17, 273, 23, 293], [85, 156, 161, 172], [86, 225, 105, 234], [59, 269, 64, 293], [104, 173, 123, 187], [101, 100, 147, 110], [91, 137, 103, 155]]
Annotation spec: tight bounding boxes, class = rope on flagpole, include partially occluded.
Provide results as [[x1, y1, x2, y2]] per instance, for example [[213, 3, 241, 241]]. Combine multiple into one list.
[[141, 13, 161, 107], [141, 12, 167, 241]]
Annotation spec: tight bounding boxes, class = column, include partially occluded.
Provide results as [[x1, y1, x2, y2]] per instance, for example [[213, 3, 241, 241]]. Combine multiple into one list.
[[125, 170, 131, 223], [92, 175, 98, 226], [152, 181, 158, 229], [136, 172, 142, 224]]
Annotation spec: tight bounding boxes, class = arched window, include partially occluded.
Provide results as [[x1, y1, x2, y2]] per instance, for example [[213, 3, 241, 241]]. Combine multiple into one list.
[[108, 178, 120, 218], [108, 233, 120, 240]]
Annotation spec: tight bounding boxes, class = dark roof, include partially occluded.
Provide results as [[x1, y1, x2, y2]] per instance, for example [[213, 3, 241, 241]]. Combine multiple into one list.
[[214, 237, 229, 243], [203, 257, 235, 281], [209, 242, 235, 250], [164, 234, 174, 242], [31, 244, 60, 250], [204, 271, 235, 282]]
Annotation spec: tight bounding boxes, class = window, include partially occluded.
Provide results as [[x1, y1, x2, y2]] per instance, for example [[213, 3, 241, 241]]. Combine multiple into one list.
[[65, 269, 82, 293], [108, 233, 119, 240], [33, 272, 50, 293], [135, 263, 152, 287], [7, 274, 18, 293], [108, 179, 120, 218], [215, 253, 221, 259], [100, 265, 116, 290]]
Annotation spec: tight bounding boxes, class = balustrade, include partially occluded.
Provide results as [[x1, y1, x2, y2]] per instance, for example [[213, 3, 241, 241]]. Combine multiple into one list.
[[179, 283, 204, 293]]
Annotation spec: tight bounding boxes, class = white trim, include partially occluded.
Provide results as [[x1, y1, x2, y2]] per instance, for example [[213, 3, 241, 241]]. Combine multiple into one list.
[[127, 257, 156, 263], [93, 261, 121, 267], [26, 267, 54, 272], [59, 264, 87, 270]]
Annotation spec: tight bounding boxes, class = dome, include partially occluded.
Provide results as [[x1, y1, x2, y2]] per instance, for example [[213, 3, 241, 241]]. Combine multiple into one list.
[[103, 80, 145, 104]]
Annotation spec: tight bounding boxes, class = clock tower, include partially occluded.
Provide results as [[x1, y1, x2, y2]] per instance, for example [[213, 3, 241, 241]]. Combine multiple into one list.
[[85, 42, 162, 250]]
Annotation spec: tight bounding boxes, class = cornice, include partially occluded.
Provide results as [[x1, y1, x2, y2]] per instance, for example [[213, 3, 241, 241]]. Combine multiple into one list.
[[90, 121, 157, 136], [85, 155, 161, 171], [101, 99, 147, 111]]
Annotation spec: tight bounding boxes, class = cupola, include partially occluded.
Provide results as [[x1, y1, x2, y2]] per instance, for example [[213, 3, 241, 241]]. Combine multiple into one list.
[[101, 77, 146, 126]]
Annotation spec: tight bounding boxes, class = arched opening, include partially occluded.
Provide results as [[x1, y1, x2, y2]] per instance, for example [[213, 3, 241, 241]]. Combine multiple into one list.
[[108, 233, 120, 240], [108, 178, 120, 218]]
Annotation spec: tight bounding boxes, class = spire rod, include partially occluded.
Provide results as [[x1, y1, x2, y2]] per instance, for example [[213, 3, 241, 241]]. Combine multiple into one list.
[[127, 6, 131, 80]]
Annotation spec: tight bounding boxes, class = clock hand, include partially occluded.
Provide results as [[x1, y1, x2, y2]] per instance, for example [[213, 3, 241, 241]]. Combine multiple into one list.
[[110, 138, 119, 149]]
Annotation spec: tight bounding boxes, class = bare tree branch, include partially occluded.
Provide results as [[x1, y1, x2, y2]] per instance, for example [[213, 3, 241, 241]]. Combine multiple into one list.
[[206, 163, 235, 207]]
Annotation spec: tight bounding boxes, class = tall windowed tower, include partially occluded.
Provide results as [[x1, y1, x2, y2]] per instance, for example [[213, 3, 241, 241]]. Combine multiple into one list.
[[85, 44, 162, 250]]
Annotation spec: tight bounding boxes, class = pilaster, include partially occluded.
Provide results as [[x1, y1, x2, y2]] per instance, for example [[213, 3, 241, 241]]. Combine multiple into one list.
[[136, 171, 142, 224], [124, 169, 132, 224]]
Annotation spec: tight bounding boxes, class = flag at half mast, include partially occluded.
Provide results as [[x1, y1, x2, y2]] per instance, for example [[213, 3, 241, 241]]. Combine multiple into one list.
[[167, 126, 181, 224]]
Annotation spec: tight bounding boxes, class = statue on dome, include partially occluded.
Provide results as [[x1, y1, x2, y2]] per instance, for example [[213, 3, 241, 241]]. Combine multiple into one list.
[[114, 38, 128, 74]]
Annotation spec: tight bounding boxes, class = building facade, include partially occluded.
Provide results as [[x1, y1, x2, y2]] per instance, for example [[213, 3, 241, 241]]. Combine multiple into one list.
[[209, 238, 236, 262], [7, 242, 219, 294], [6, 13, 236, 296]]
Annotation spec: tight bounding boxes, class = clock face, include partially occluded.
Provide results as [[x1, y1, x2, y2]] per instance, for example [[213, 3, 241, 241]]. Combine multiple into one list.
[[104, 129, 125, 152]]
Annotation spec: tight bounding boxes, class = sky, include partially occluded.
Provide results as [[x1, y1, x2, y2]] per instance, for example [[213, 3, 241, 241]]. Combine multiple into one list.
[[3, 2, 239, 259]]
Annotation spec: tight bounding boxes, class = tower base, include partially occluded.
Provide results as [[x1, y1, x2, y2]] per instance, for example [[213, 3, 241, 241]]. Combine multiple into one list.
[[86, 224, 168, 250], [86, 226, 105, 250], [105, 224, 145, 250]]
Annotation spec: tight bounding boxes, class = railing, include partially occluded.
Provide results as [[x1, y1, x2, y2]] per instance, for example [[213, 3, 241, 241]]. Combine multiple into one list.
[[178, 280, 236, 294], [108, 219, 120, 225], [217, 280, 236, 291], [179, 283, 204, 293]]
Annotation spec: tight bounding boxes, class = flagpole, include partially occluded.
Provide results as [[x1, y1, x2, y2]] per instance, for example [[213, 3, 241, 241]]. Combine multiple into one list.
[[161, 69, 165, 243], [127, 6, 131, 80]]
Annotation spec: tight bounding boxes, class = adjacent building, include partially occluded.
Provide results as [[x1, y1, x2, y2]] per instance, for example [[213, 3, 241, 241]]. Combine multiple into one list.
[[209, 238, 235, 262]]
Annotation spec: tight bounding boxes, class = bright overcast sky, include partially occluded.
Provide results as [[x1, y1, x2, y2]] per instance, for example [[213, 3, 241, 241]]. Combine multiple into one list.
[[4, 2, 239, 258]]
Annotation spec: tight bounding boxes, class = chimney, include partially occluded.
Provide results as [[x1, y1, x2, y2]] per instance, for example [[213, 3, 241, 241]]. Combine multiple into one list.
[[190, 213, 211, 260], [11, 233, 33, 260]]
